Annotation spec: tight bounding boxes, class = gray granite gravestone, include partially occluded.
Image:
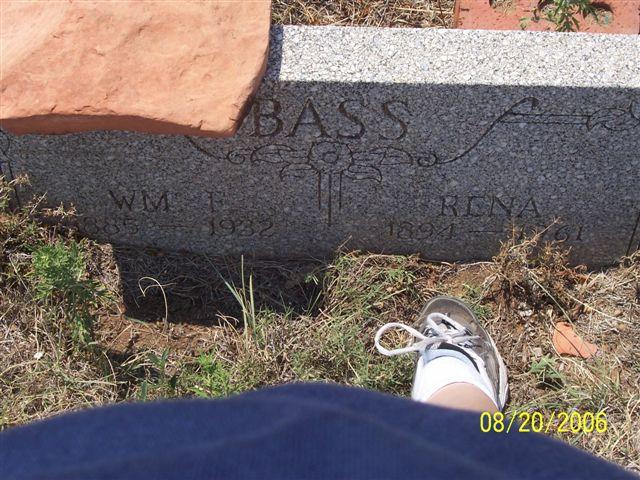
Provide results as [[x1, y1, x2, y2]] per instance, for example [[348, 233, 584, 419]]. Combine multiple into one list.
[[1, 26, 639, 266]]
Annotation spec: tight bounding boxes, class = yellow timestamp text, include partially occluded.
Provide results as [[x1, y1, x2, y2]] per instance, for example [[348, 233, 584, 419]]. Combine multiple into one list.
[[480, 411, 607, 434]]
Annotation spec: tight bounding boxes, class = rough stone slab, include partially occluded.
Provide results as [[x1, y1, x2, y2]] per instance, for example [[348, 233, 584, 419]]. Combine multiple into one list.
[[2, 26, 639, 266], [0, 0, 271, 137]]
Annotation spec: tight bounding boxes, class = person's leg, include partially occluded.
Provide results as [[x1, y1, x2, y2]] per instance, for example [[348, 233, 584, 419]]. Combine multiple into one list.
[[1, 383, 634, 480], [424, 382, 499, 413]]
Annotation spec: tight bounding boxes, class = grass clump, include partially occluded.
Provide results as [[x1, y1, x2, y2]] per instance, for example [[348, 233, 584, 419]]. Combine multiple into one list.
[[288, 254, 418, 393], [172, 254, 420, 400], [137, 349, 179, 400], [30, 242, 106, 348], [187, 353, 234, 398], [0, 179, 120, 429], [529, 355, 566, 389]]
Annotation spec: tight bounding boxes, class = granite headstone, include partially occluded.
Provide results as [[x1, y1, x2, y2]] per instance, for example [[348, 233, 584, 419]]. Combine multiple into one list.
[[1, 26, 639, 266]]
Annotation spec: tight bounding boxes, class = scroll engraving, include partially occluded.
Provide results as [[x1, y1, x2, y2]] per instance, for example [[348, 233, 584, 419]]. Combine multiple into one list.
[[187, 97, 639, 227]]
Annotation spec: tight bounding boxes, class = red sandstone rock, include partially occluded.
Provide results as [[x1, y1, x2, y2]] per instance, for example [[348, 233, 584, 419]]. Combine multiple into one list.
[[0, 0, 271, 137], [552, 322, 599, 359]]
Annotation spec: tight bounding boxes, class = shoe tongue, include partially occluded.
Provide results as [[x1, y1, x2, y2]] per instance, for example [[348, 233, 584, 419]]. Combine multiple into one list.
[[436, 323, 449, 334], [437, 344, 480, 372], [436, 319, 461, 335]]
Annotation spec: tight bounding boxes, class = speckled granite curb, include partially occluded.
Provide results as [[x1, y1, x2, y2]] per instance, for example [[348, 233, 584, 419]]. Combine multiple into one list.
[[1, 26, 639, 265]]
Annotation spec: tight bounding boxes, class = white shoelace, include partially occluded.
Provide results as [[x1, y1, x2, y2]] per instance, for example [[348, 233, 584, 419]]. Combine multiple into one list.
[[374, 312, 480, 357]]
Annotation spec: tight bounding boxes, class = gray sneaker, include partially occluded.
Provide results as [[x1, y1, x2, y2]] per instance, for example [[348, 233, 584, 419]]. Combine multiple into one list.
[[375, 296, 508, 410]]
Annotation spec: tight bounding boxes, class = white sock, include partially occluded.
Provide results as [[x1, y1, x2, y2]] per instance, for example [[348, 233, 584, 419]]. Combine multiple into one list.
[[411, 349, 498, 409]]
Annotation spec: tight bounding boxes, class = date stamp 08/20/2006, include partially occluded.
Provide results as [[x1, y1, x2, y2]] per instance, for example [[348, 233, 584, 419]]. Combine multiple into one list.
[[480, 411, 608, 434]]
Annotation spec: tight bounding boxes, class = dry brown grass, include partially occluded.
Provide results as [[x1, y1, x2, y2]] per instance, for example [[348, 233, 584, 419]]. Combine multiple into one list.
[[1, 178, 639, 471], [476, 235, 640, 470], [0, 202, 120, 426], [0, 299, 120, 426], [272, 0, 455, 28]]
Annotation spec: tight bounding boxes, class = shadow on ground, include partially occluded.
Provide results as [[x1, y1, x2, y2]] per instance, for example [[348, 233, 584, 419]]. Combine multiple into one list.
[[111, 246, 326, 325]]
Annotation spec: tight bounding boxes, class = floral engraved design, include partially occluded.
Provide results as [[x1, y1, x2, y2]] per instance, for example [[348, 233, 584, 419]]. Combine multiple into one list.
[[185, 96, 639, 228], [247, 141, 422, 225], [278, 141, 386, 181]]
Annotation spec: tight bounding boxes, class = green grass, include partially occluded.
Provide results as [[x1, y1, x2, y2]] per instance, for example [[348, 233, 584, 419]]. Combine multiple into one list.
[[461, 283, 493, 320], [186, 353, 235, 398], [529, 355, 566, 389], [125, 253, 419, 402], [30, 242, 106, 348], [1, 177, 639, 469]]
